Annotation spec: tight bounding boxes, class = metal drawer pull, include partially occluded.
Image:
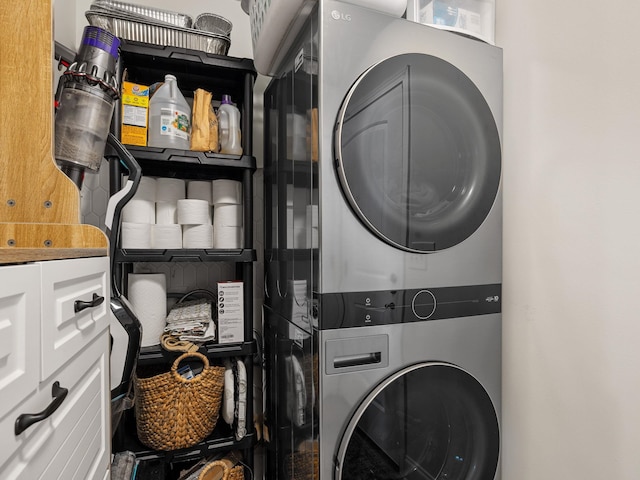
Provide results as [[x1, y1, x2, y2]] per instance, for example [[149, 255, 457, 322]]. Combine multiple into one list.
[[74, 293, 105, 313], [333, 352, 382, 369], [15, 382, 69, 435]]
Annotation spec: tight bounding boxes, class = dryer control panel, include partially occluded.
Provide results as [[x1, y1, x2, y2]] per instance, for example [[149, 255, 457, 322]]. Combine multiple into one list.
[[317, 284, 501, 329]]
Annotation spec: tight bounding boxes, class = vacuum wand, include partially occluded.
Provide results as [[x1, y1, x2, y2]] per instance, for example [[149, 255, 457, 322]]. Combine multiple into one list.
[[54, 26, 120, 189]]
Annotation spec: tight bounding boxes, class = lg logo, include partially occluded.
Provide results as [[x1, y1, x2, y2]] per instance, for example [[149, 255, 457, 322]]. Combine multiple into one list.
[[331, 9, 351, 21]]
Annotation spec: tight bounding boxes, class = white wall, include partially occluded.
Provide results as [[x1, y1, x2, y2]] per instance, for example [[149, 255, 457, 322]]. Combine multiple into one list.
[[498, 1, 640, 478], [53, 0, 77, 47]]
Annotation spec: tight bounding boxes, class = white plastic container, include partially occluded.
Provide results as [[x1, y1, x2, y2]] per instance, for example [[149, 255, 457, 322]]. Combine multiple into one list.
[[148, 74, 191, 150], [218, 94, 243, 155], [407, 0, 495, 45]]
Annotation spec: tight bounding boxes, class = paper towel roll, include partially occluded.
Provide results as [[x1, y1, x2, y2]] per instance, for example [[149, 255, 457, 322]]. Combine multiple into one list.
[[178, 199, 212, 225], [183, 224, 214, 248], [134, 176, 157, 202], [122, 198, 155, 224], [211, 179, 242, 205], [213, 204, 243, 227], [127, 273, 167, 347], [156, 201, 178, 224], [187, 180, 213, 204], [121, 222, 152, 249], [151, 224, 182, 249], [156, 178, 186, 203], [213, 225, 242, 249]]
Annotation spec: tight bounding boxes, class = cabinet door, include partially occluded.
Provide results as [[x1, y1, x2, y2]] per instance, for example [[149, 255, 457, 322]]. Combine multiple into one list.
[[0, 331, 110, 479], [0, 264, 40, 421], [40, 257, 109, 380]]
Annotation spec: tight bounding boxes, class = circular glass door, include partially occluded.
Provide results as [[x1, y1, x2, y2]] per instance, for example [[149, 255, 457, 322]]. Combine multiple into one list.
[[335, 363, 500, 480], [335, 53, 501, 252]]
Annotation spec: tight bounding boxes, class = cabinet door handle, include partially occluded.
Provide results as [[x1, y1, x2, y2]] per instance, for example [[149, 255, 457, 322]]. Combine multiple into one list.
[[15, 382, 68, 435], [74, 293, 105, 313]]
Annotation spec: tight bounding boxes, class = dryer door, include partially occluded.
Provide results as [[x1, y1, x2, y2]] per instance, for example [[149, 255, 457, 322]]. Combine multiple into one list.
[[335, 362, 500, 479], [335, 53, 501, 252]]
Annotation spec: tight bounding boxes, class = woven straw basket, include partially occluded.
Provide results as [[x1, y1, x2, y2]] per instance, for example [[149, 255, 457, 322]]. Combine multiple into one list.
[[286, 452, 318, 480], [197, 460, 244, 480], [286, 441, 319, 480], [134, 352, 225, 451]]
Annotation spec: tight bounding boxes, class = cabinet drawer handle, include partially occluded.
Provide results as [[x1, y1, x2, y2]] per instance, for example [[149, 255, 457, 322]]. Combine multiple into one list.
[[15, 382, 68, 435], [74, 293, 105, 313]]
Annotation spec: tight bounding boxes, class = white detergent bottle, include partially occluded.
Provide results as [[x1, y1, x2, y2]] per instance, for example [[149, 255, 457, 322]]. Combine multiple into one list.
[[218, 94, 243, 155], [148, 74, 191, 150]]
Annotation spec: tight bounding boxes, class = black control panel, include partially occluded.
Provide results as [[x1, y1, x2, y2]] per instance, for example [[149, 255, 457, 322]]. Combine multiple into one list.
[[317, 284, 501, 330]]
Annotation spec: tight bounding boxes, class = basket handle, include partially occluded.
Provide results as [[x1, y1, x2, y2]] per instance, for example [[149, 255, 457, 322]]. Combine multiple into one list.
[[171, 351, 210, 381], [198, 460, 230, 480]]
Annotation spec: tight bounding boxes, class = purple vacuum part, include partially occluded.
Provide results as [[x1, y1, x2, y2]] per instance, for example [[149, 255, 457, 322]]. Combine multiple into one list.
[[81, 26, 120, 58]]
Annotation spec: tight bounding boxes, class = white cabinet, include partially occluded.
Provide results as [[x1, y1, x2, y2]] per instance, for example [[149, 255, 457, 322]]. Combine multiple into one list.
[[0, 257, 110, 480], [41, 257, 110, 381], [0, 264, 40, 424]]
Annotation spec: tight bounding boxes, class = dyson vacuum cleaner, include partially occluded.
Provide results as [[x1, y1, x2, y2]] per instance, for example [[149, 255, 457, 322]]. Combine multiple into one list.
[[54, 26, 142, 435]]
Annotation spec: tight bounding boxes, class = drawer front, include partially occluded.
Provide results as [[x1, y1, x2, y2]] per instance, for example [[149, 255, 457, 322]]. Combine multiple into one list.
[[0, 264, 40, 422], [40, 256, 109, 381], [0, 332, 110, 479]]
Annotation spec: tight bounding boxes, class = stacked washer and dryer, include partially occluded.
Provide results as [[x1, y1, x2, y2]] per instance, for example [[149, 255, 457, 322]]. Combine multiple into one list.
[[262, 1, 502, 479]]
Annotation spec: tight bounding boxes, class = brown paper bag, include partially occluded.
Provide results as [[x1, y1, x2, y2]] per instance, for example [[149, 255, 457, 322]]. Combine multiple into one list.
[[191, 89, 219, 152]]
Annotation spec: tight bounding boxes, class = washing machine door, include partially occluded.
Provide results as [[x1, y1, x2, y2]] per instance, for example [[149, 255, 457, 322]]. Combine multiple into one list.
[[335, 53, 501, 252], [335, 362, 500, 480]]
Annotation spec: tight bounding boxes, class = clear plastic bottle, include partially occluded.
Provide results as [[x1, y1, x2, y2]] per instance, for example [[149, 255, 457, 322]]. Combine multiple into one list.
[[148, 74, 191, 150], [218, 94, 243, 155]]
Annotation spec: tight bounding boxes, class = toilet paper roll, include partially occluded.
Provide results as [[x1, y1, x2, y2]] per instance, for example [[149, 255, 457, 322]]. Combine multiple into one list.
[[134, 176, 157, 202], [213, 204, 243, 227], [122, 198, 155, 224], [211, 179, 242, 205], [187, 180, 213, 204], [151, 224, 182, 249], [213, 225, 242, 249], [156, 201, 178, 224], [177, 199, 212, 225], [127, 273, 167, 347], [183, 224, 214, 248], [121, 222, 152, 249], [156, 178, 186, 203]]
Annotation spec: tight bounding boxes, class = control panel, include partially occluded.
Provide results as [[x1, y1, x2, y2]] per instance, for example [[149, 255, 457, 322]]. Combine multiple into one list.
[[317, 284, 501, 329]]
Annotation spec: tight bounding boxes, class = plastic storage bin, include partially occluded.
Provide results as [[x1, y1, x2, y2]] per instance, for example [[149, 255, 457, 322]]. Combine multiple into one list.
[[407, 0, 495, 45]]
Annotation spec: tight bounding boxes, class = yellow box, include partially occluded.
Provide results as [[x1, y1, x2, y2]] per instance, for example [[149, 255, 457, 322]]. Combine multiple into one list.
[[121, 81, 149, 146]]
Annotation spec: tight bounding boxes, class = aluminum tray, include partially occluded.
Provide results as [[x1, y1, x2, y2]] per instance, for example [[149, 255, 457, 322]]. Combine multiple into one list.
[[86, 11, 230, 56], [193, 13, 233, 36], [90, 0, 192, 28]]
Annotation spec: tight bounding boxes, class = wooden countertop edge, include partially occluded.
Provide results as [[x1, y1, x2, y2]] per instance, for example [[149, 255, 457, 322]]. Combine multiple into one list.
[[0, 248, 108, 265]]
